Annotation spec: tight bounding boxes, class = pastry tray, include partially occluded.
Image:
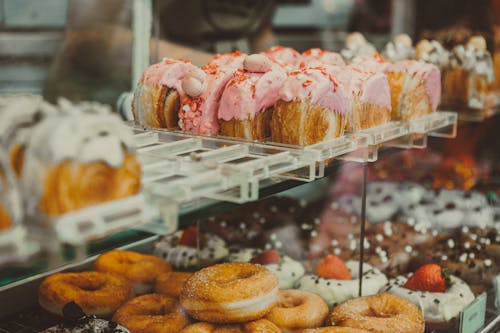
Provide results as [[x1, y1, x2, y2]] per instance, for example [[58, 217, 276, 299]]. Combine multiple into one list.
[[27, 193, 160, 247], [0, 226, 39, 266], [132, 111, 457, 201]]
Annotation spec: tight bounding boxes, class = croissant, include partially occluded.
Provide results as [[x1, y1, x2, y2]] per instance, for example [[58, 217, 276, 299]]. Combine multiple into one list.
[[40, 154, 140, 216], [22, 113, 141, 218], [0, 203, 11, 231], [271, 66, 349, 145], [132, 58, 196, 129], [218, 54, 286, 140]]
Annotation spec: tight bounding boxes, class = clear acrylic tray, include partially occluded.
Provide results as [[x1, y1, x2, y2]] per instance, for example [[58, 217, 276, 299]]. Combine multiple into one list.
[[29, 193, 159, 246], [131, 111, 458, 206], [0, 226, 39, 266]]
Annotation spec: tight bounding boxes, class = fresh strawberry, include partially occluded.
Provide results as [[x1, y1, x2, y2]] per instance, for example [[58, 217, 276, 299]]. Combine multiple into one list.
[[315, 254, 352, 280], [179, 226, 206, 248], [403, 264, 450, 293], [250, 250, 281, 265]]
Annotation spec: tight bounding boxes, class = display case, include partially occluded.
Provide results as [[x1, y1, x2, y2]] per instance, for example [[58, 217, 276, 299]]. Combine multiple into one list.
[[1, 1, 499, 333]]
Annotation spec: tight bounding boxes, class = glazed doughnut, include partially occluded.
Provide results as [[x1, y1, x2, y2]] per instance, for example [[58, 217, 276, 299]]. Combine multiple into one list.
[[155, 271, 193, 298], [301, 328, 371, 333], [112, 294, 189, 333], [94, 250, 171, 294], [38, 271, 134, 317], [329, 293, 425, 333], [180, 262, 279, 323], [180, 319, 281, 333], [265, 289, 328, 331]]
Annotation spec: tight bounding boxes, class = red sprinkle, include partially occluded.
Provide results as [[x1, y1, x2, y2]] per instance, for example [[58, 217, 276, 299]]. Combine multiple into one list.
[[302, 79, 312, 87]]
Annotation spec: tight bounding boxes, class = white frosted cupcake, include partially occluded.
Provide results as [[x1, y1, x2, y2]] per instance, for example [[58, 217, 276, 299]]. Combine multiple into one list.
[[295, 255, 387, 307]]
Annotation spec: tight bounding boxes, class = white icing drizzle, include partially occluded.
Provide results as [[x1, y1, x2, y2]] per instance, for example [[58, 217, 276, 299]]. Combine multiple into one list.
[[383, 275, 475, 322], [0, 96, 60, 148], [295, 261, 388, 307]]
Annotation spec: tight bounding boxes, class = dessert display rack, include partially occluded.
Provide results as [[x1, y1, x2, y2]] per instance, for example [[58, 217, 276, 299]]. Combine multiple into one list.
[[1, 111, 458, 260], [134, 111, 457, 208]]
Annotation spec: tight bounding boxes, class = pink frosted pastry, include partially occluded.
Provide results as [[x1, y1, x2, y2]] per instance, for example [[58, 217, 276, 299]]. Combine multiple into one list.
[[302, 48, 345, 67], [132, 58, 197, 129], [271, 64, 349, 145], [353, 55, 441, 121], [218, 54, 287, 140], [324, 65, 391, 131], [263, 46, 303, 67], [179, 51, 246, 135], [386, 60, 441, 120]]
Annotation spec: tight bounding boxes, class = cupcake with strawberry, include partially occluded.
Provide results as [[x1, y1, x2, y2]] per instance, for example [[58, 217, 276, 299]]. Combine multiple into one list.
[[153, 226, 228, 269], [383, 263, 474, 330], [294, 254, 388, 307]]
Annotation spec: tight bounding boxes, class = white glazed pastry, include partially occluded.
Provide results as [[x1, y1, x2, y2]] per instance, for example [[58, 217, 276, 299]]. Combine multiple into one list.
[[154, 228, 229, 269], [21, 112, 141, 217], [384, 274, 474, 322], [264, 256, 305, 289], [416, 39, 451, 69], [383, 34, 416, 62], [227, 248, 262, 263], [0, 96, 60, 176], [295, 260, 388, 307]]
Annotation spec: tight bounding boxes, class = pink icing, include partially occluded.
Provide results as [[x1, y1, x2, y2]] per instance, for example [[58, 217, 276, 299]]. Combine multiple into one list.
[[180, 55, 246, 135], [218, 68, 287, 121], [208, 51, 247, 68], [350, 53, 391, 73], [388, 60, 441, 111], [140, 58, 197, 99], [324, 65, 391, 109], [263, 46, 303, 67], [278, 65, 349, 116], [302, 48, 346, 67]]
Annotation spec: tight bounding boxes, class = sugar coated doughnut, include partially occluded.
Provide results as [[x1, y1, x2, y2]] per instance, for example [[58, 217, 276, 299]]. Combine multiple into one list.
[[265, 290, 328, 331], [180, 319, 280, 333], [180, 262, 278, 323], [94, 250, 171, 294], [112, 294, 189, 333], [155, 271, 193, 298], [329, 293, 424, 333], [38, 271, 134, 317]]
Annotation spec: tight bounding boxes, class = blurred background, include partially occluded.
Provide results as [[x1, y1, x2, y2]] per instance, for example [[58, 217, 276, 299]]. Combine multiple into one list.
[[1, 0, 496, 106]]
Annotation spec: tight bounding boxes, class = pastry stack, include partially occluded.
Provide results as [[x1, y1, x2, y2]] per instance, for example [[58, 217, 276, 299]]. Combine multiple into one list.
[[133, 41, 442, 145]]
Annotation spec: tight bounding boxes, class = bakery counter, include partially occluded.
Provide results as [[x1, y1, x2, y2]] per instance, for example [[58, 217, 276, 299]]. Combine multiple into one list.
[[0, 188, 499, 332]]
